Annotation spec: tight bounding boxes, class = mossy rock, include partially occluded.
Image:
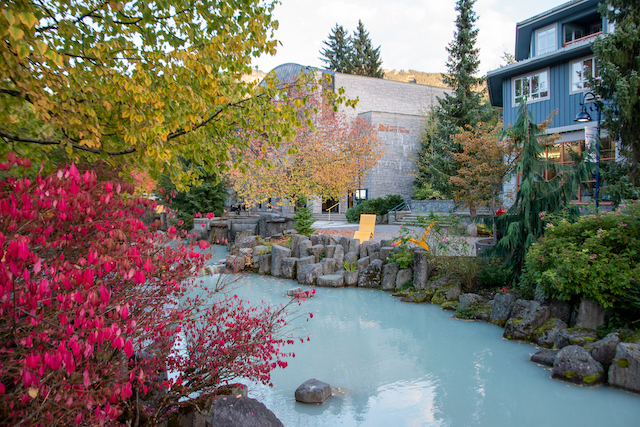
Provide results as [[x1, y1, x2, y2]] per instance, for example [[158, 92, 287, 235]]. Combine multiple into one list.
[[442, 301, 459, 311], [532, 318, 568, 349], [400, 291, 431, 304], [431, 289, 445, 305]]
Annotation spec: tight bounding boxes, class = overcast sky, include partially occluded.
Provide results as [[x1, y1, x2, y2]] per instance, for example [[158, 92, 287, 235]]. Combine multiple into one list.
[[252, 0, 564, 76]]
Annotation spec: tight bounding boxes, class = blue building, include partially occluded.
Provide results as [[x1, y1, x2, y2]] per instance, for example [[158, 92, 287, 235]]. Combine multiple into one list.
[[486, 0, 617, 204]]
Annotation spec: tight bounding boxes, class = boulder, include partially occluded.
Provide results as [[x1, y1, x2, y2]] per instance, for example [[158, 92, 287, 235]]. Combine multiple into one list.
[[329, 235, 341, 246], [570, 298, 606, 330], [252, 245, 269, 268], [339, 236, 350, 254], [295, 378, 331, 404], [369, 251, 380, 261], [309, 235, 320, 245], [380, 247, 393, 263], [343, 251, 358, 265], [413, 250, 429, 290], [358, 259, 383, 288], [382, 262, 399, 291], [552, 345, 605, 385], [307, 244, 325, 263], [286, 287, 304, 297], [531, 349, 560, 367], [356, 256, 370, 272], [207, 396, 284, 427], [400, 291, 431, 304], [325, 245, 336, 259], [503, 300, 550, 341], [321, 258, 337, 275], [532, 318, 568, 348], [458, 293, 484, 309], [586, 332, 621, 369], [333, 245, 345, 264], [360, 241, 371, 259], [295, 256, 315, 283], [367, 242, 381, 257], [426, 275, 455, 293], [235, 234, 257, 249], [225, 255, 245, 274], [297, 263, 323, 286], [555, 328, 599, 349], [297, 240, 312, 261], [280, 257, 298, 280], [257, 254, 271, 275], [489, 293, 517, 326], [549, 300, 572, 325], [318, 234, 330, 245], [270, 245, 291, 278], [396, 269, 412, 289], [349, 238, 360, 258], [431, 283, 461, 305], [317, 274, 344, 288], [343, 270, 359, 287], [291, 235, 307, 258], [608, 343, 640, 393]]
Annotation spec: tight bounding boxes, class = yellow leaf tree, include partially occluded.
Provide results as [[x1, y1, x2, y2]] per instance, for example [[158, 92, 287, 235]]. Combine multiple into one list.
[[0, 0, 326, 188]]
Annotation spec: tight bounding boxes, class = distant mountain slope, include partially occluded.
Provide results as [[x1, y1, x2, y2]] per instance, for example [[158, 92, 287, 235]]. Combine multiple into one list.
[[383, 69, 450, 88]]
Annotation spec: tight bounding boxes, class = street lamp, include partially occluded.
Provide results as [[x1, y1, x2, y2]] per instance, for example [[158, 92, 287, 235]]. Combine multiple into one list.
[[574, 91, 601, 212]]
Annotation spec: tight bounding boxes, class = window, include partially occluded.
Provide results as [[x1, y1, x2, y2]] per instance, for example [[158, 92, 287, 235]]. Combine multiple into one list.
[[571, 57, 599, 92], [536, 25, 556, 55], [513, 70, 550, 105], [564, 25, 584, 44]]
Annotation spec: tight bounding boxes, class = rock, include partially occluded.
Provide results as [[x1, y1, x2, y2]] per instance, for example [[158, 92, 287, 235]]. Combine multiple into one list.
[[503, 300, 550, 341], [286, 287, 304, 297], [570, 298, 606, 330], [466, 223, 478, 237], [307, 244, 325, 263], [291, 235, 307, 258], [587, 332, 621, 369], [426, 275, 455, 293], [318, 234, 330, 245], [169, 405, 208, 427], [413, 250, 429, 290], [294, 379, 331, 404], [608, 343, 640, 393], [257, 254, 271, 275], [225, 255, 244, 274], [252, 246, 269, 268], [396, 269, 412, 289], [329, 235, 341, 246], [356, 256, 370, 272], [309, 235, 320, 245], [431, 283, 461, 304], [343, 270, 359, 286], [333, 245, 345, 264], [325, 245, 336, 259], [207, 396, 284, 427], [549, 299, 572, 325], [280, 257, 298, 280], [382, 262, 399, 291], [317, 274, 344, 288], [358, 259, 383, 288], [321, 258, 337, 275], [369, 251, 380, 261], [380, 239, 395, 247], [555, 328, 599, 349], [367, 242, 381, 257], [295, 256, 315, 282], [339, 236, 350, 254], [400, 291, 431, 304], [270, 245, 291, 278], [297, 263, 323, 286], [343, 251, 357, 265], [489, 293, 517, 326], [380, 247, 393, 263], [349, 238, 360, 257], [531, 349, 560, 367], [552, 345, 605, 385], [360, 241, 371, 259], [532, 318, 568, 348], [458, 293, 483, 309], [297, 239, 312, 258], [235, 234, 257, 249]]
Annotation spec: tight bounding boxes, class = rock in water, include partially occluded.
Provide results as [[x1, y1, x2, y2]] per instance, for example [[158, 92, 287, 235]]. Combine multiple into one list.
[[295, 379, 331, 404], [552, 345, 605, 385]]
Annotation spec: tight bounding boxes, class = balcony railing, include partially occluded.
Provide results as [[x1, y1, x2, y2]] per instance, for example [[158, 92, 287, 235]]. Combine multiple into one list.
[[563, 31, 602, 48]]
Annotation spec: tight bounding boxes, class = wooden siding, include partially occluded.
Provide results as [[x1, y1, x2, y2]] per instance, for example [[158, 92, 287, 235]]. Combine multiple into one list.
[[501, 62, 593, 130]]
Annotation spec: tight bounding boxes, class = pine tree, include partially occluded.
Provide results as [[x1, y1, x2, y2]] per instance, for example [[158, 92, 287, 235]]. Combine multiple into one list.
[[591, 0, 640, 186], [293, 202, 316, 236], [319, 24, 353, 73], [493, 104, 591, 285], [414, 0, 496, 198], [349, 20, 384, 78]]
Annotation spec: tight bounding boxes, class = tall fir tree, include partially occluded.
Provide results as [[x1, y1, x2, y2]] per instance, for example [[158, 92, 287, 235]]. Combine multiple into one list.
[[591, 0, 640, 186], [493, 104, 591, 286], [415, 0, 496, 198], [350, 20, 384, 78], [319, 24, 352, 73]]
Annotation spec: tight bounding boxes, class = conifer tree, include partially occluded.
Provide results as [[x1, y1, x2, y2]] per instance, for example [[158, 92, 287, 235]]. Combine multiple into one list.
[[493, 104, 591, 285], [293, 199, 316, 236], [350, 20, 384, 78], [319, 24, 353, 73], [591, 0, 640, 186], [415, 0, 496, 198]]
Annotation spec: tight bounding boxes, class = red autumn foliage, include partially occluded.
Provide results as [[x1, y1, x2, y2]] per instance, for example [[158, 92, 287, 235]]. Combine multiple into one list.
[[0, 154, 305, 426]]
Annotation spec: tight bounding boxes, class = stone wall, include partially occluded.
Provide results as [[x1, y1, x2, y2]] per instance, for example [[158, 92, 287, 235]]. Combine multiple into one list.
[[410, 200, 455, 214]]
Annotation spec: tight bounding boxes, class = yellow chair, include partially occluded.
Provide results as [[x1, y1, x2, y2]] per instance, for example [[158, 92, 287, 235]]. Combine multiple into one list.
[[353, 214, 376, 242], [396, 220, 435, 251]]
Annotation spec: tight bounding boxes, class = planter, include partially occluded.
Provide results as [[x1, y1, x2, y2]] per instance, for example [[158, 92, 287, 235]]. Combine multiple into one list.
[[475, 237, 495, 256]]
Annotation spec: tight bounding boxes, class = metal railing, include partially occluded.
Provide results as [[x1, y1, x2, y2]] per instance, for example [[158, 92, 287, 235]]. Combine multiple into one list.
[[325, 202, 340, 221], [389, 199, 411, 222]]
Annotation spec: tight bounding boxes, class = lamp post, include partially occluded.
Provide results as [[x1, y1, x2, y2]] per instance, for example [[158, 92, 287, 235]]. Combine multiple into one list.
[[574, 91, 601, 213]]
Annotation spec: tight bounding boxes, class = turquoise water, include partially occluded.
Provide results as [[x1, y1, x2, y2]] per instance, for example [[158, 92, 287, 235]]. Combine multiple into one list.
[[198, 248, 640, 426]]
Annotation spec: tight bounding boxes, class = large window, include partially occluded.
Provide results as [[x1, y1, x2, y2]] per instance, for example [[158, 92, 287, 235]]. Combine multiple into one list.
[[513, 70, 550, 105], [536, 25, 557, 55], [571, 57, 599, 93]]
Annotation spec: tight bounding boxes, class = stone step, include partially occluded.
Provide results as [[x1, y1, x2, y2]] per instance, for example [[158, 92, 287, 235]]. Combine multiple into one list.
[[311, 213, 347, 221]]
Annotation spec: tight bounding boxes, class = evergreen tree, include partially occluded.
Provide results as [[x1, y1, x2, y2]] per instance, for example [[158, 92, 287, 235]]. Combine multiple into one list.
[[350, 20, 384, 78], [591, 0, 640, 186], [293, 199, 316, 236], [319, 24, 353, 73], [414, 0, 496, 198], [493, 104, 591, 285]]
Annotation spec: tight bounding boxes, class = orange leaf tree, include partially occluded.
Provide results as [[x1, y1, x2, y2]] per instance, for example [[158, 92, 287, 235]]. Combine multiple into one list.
[[230, 90, 383, 207]]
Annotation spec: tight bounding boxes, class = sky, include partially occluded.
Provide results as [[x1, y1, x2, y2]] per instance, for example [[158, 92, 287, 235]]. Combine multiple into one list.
[[252, 0, 565, 76]]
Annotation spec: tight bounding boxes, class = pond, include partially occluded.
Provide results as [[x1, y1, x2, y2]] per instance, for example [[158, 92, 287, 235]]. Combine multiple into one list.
[[198, 249, 640, 426]]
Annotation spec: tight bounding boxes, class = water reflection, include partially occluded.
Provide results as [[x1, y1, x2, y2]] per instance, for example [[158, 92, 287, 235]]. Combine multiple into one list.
[[198, 271, 640, 427]]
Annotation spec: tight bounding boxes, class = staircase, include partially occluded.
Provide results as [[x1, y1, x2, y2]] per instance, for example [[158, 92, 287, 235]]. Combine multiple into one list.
[[311, 213, 347, 222]]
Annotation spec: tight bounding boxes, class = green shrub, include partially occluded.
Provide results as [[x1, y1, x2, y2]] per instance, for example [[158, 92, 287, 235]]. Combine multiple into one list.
[[387, 244, 414, 269], [343, 261, 358, 272], [345, 194, 404, 223], [478, 257, 510, 289], [522, 202, 640, 308], [413, 182, 446, 200]]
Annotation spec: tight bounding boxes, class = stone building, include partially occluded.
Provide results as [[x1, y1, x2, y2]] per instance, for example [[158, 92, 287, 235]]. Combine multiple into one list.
[[263, 63, 451, 215]]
